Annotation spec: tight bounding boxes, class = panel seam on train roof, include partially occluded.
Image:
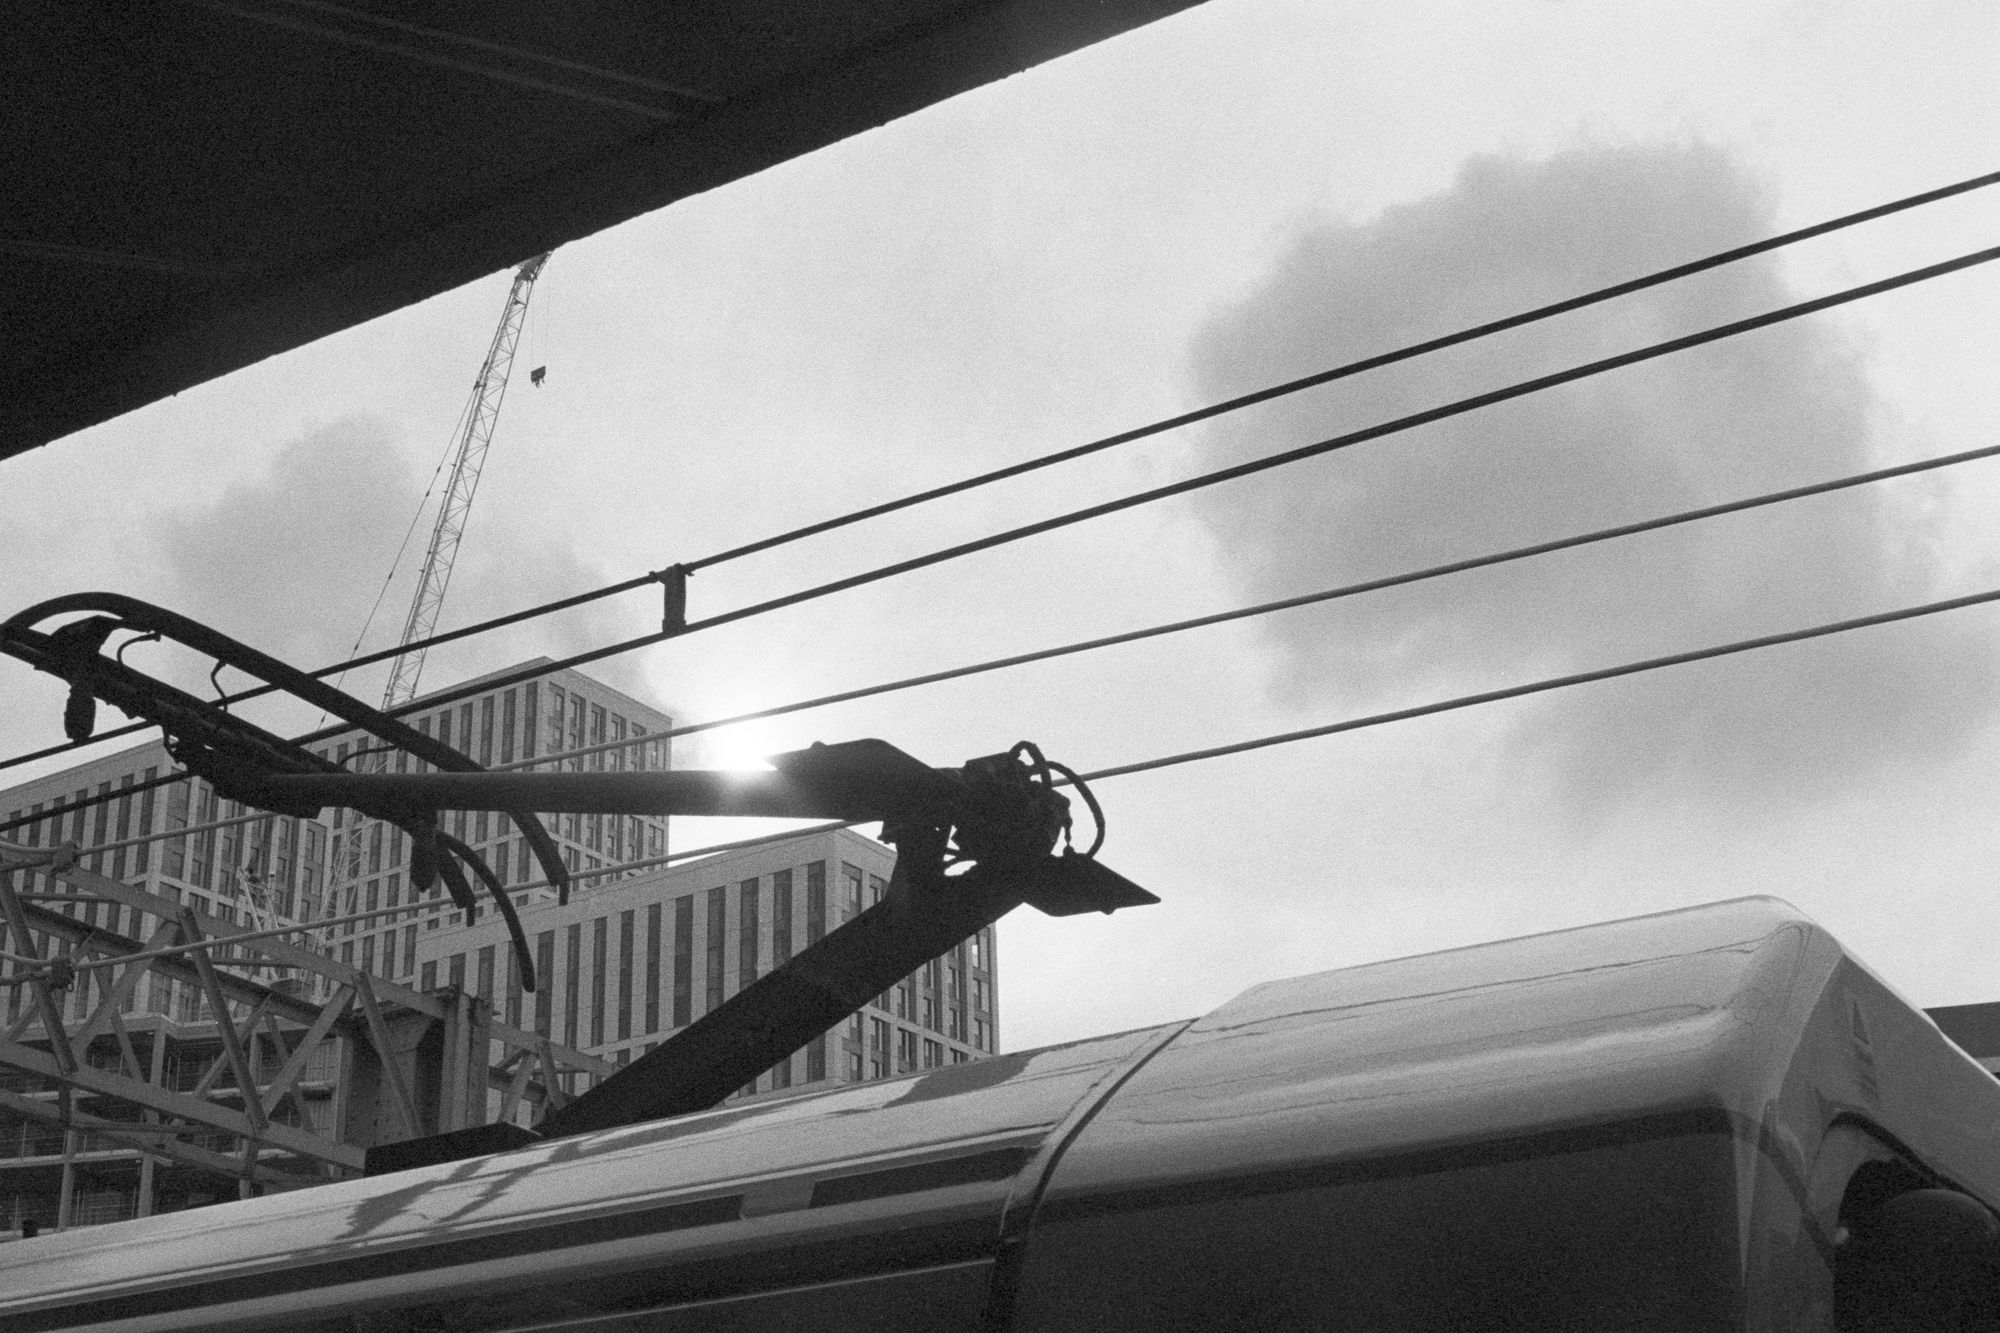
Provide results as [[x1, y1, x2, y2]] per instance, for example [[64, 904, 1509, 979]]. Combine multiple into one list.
[[982, 1017, 1198, 1332]]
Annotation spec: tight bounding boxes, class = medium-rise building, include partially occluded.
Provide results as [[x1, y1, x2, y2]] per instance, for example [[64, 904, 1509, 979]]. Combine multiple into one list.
[[414, 824, 998, 1108]]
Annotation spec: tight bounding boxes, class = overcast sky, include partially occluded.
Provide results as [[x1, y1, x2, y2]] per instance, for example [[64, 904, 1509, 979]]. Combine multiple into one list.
[[5, 0, 1999, 1050]]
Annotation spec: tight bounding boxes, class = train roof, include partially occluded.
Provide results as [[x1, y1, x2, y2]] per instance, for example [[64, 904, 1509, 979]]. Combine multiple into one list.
[[9, 896, 2000, 1327]]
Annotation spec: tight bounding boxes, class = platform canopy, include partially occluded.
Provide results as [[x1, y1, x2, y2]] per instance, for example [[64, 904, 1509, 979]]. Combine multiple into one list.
[[4, 1, 1206, 463]]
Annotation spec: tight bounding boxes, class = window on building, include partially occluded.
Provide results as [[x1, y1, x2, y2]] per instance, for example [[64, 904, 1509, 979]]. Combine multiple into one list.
[[420, 959, 436, 991], [590, 916, 608, 1047], [772, 1054, 792, 1089], [110, 777, 133, 881], [644, 903, 662, 1034], [898, 1028, 918, 1073], [841, 864, 863, 920], [546, 685, 567, 758], [771, 868, 793, 965], [974, 977, 991, 1012], [479, 696, 495, 766], [477, 945, 496, 1001], [501, 689, 517, 765], [672, 896, 692, 1028], [631, 724, 648, 772], [589, 704, 605, 770], [869, 1018, 890, 1079], [973, 1017, 989, 1051], [895, 978, 911, 1019], [705, 887, 725, 1012], [506, 949, 523, 1030], [564, 924, 582, 1048], [162, 781, 190, 879], [924, 1039, 943, 1069], [618, 909, 635, 1042], [535, 931, 554, 1037], [806, 1036, 826, 1082], [360, 934, 376, 976], [848, 1051, 864, 1082], [403, 924, 418, 978], [738, 878, 759, 985], [449, 953, 467, 991], [568, 695, 585, 766], [522, 683, 539, 760]]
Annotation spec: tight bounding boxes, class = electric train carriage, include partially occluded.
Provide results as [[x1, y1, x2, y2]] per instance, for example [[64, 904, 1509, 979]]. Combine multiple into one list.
[[6, 897, 2000, 1332]]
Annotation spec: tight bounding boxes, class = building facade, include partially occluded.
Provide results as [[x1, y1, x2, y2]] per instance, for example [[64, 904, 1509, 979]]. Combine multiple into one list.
[[309, 658, 676, 987], [412, 825, 999, 1107]]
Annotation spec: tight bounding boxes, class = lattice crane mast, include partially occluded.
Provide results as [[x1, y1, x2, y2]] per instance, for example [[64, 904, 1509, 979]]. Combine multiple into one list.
[[314, 253, 551, 936]]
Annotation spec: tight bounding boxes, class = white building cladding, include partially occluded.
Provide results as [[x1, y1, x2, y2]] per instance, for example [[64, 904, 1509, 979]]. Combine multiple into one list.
[[413, 825, 999, 1104], [312, 658, 675, 986]]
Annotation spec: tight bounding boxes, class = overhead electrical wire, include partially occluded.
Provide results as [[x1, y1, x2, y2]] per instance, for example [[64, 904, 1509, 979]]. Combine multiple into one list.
[[4, 170, 1993, 776], [35, 573, 2000, 949], [510, 438, 2000, 756], [680, 166, 2000, 572], [279, 240, 2000, 732], [13, 434, 2000, 844], [4, 237, 1997, 831], [1072, 586, 2000, 784]]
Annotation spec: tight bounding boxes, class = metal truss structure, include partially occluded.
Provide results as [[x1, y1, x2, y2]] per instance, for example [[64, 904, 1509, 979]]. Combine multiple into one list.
[[0, 842, 610, 1220]]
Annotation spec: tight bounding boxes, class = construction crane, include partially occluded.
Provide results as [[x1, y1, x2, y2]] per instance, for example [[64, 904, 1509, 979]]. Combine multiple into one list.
[[382, 252, 550, 708], [307, 253, 552, 944]]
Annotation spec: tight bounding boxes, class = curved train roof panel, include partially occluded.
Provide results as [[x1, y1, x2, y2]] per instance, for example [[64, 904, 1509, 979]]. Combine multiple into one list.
[[0, 1024, 1171, 1330], [1037, 896, 2000, 1210], [13, 895, 2000, 1331]]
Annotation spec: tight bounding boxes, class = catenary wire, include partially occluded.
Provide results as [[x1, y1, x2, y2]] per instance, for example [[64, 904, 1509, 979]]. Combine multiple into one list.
[[277, 241, 2000, 733], [23, 580, 2000, 967], [10, 416, 2000, 840], [5, 172, 1993, 776], [497, 439, 2000, 762], [682, 167, 2000, 572], [1072, 586, 2000, 785]]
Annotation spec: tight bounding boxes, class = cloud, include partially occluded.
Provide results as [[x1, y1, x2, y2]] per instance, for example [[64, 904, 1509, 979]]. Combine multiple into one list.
[[1185, 141, 1997, 810], [151, 417, 423, 670], [146, 415, 679, 737]]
